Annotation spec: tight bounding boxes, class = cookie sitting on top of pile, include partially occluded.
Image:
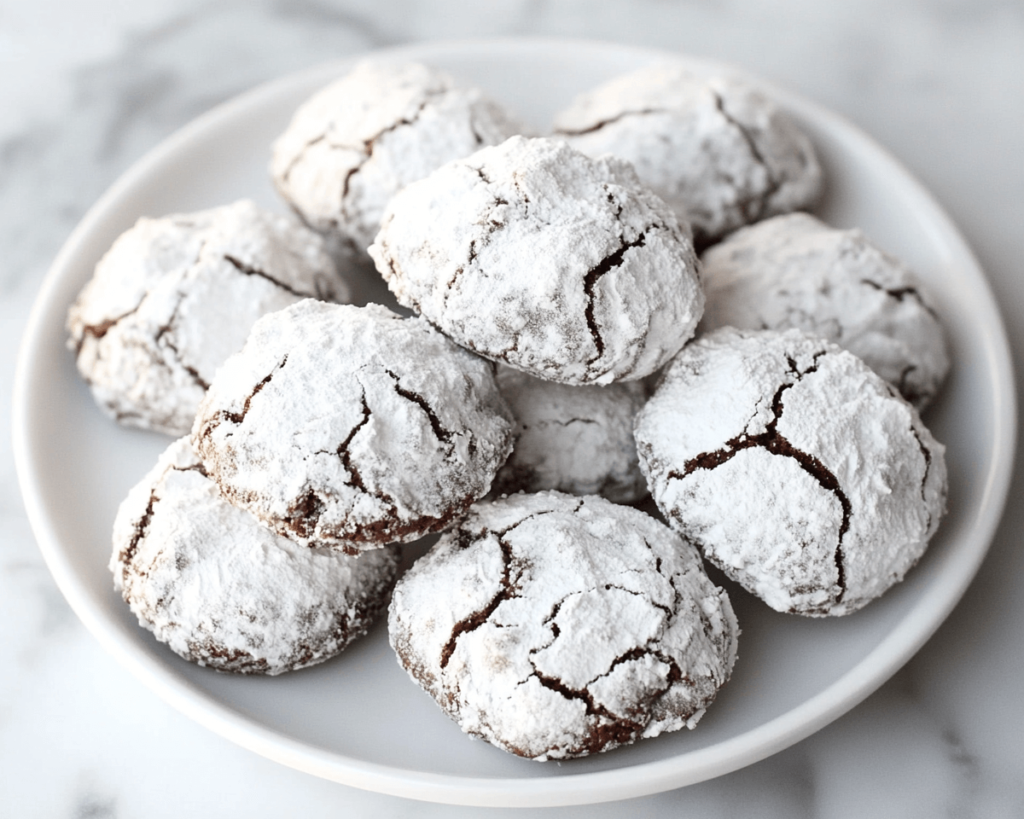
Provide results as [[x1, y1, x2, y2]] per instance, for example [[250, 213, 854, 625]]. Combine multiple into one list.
[[370, 135, 704, 386], [192, 300, 515, 553]]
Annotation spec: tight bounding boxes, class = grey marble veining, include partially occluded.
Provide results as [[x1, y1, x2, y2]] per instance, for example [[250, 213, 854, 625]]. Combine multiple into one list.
[[2, 1, 1023, 816]]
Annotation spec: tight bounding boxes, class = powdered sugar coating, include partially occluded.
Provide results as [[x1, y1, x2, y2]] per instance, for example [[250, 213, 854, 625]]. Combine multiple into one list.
[[111, 437, 399, 675], [389, 491, 738, 760], [193, 300, 515, 552], [271, 60, 521, 255], [491, 365, 648, 502], [67, 199, 347, 436], [369, 136, 703, 385], [635, 327, 947, 616], [701, 212, 949, 409], [553, 64, 823, 248]]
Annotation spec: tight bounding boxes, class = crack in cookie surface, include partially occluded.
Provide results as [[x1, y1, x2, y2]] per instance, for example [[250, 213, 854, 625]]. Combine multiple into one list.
[[384, 369, 453, 446], [710, 89, 781, 223], [439, 526, 514, 670], [444, 513, 678, 729], [438, 505, 578, 669], [909, 423, 935, 533], [220, 354, 289, 427], [582, 231, 648, 364], [74, 303, 143, 355], [439, 166, 511, 315], [554, 107, 665, 137], [335, 389, 373, 493], [528, 666, 645, 754], [517, 593, 690, 755], [223, 254, 315, 300], [117, 461, 207, 583], [155, 292, 210, 391], [118, 490, 159, 581], [335, 93, 440, 220], [667, 350, 851, 604], [277, 133, 325, 186], [860, 278, 940, 321]]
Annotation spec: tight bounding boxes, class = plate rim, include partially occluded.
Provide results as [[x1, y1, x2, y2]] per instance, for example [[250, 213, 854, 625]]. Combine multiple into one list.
[[12, 36, 1017, 807]]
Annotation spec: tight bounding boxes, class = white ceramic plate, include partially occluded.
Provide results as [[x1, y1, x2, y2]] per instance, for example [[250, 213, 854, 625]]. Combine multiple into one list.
[[12, 39, 1016, 807]]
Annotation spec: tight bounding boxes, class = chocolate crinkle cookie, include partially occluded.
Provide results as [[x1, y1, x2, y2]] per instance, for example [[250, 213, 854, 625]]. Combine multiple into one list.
[[369, 135, 703, 385], [490, 365, 649, 503], [700, 212, 950, 409], [66, 199, 348, 436], [552, 64, 823, 248], [192, 300, 515, 553], [635, 327, 947, 617], [389, 491, 739, 760], [111, 437, 400, 675], [271, 60, 521, 256]]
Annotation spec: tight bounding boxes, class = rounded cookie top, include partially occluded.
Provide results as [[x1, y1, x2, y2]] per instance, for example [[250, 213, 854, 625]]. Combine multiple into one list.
[[192, 300, 515, 552], [700, 212, 950, 409], [552, 64, 823, 248], [490, 365, 649, 503], [369, 135, 703, 385], [389, 491, 739, 760], [66, 199, 347, 436], [635, 327, 947, 616], [271, 60, 521, 255], [111, 437, 400, 675]]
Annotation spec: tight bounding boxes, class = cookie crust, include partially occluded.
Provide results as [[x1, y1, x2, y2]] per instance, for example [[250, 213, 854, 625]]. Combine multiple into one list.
[[553, 64, 823, 248], [67, 199, 347, 436], [192, 300, 515, 552], [389, 491, 739, 760], [370, 135, 703, 385], [491, 366, 649, 502], [635, 327, 947, 616], [700, 212, 949, 408], [271, 60, 520, 255], [111, 437, 399, 674]]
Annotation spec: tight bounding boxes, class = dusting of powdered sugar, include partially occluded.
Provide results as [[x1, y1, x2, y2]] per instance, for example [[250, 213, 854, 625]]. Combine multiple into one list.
[[634, 327, 947, 616], [369, 135, 703, 385], [67, 199, 348, 436], [110, 437, 400, 675], [388, 491, 738, 760], [271, 60, 522, 256], [490, 365, 649, 502], [701, 212, 950, 409], [552, 64, 822, 248], [192, 300, 515, 552]]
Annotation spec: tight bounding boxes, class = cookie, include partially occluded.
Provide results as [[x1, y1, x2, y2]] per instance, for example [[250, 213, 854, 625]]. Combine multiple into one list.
[[389, 491, 739, 760], [490, 365, 649, 503], [111, 437, 399, 675], [635, 327, 947, 616], [271, 60, 521, 255], [369, 135, 703, 385], [552, 64, 823, 248], [700, 212, 949, 409], [67, 199, 347, 436], [192, 300, 515, 553]]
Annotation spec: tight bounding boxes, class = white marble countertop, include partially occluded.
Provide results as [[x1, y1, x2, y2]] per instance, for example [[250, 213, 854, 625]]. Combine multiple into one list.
[[3, 1, 1023, 815]]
